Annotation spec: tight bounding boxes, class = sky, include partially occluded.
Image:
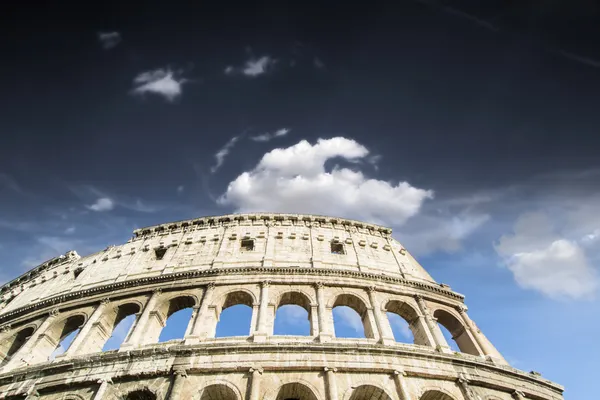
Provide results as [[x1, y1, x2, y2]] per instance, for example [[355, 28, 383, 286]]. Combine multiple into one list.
[[1, 1, 600, 398]]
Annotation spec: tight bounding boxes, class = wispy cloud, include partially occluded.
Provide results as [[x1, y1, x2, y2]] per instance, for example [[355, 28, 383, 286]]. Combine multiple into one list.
[[211, 135, 242, 173], [0, 172, 23, 194], [313, 57, 325, 69], [225, 55, 276, 77], [97, 31, 122, 49], [86, 197, 114, 212], [250, 128, 291, 142], [131, 68, 188, 102]]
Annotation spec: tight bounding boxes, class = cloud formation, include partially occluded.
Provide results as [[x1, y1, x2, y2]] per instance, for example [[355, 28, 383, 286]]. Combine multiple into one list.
[[86, 197, 114, 212], [496, 212, 599, 300], [97, 31, 121, 49], [218, 137, 433, 226], [250, 128, 290, 142], [225, 55, 276, 77], [131, 68, 187, 102], [211, 135, 242, 173]]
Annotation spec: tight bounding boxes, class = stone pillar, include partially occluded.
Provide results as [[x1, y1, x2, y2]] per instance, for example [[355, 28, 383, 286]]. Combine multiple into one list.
[[512, 390, 526, 400], [186, 283, 215, 343], [254, 281, 270, 342], [184, 306, 199, 337], [262, 224, 275, 267], [457, 376, 476, 400], [67, 299, 110, 356], [415, 295, 451, 353], [457, 306, 508, 365], [25, 386, 39, 400], [167, 368, 188, 399], [7, 310, 59, 368], [120, 289, 162, 350], [392, 370, 410, 400], [310, 304, 319, 336], [315, 282, 332, 342], [367, 286, 393, 344], [324, 367, 338, 400], [92, 378, 112, 400], [248, 367, 263, 400]]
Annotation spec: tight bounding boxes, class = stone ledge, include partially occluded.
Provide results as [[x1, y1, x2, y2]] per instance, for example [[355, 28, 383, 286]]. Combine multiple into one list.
[[0, 341, 563, 395]]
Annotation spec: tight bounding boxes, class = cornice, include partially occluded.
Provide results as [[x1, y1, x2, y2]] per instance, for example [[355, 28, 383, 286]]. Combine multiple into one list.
[[0, 266, 463, 325], [0, 341, 563, 395]]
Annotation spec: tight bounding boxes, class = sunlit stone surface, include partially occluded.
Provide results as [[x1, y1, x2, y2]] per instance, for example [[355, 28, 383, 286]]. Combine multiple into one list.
[[0, 213, 563, 399]]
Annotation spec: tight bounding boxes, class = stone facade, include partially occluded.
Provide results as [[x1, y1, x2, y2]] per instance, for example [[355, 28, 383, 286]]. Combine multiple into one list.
[[0, 213, 563, 399]]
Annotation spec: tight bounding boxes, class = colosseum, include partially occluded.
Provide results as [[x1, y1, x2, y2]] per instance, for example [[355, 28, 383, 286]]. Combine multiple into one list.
[[0, 213, 563, 400]]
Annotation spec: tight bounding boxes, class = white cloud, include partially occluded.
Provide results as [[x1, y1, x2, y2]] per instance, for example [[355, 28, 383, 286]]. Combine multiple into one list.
[[97, 31, 121, 49], [177, 185, 185, 194], [495, 212, 599, 300], [86, 197, 114, 212], [131, 68, 187, 102], [218, 137, 433, 226], [211, 135, 242, 173], [225, 55, 276, 77], [64, 226, 76, 235], [250, 128, 290, 142], [276, 305, 309, 327]]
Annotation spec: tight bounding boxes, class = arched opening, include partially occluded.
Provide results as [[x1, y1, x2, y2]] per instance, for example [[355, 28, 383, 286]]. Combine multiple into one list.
[[102, 303, 141, 351], [49, 315, 85, 360], [125, 389, 156, 400], [274, 292, 311, 336], [0, 326, 35, 366], [332, 294, 373, 339], [275, 382, 319, 400], [433, 309, 479, 355], [348, 385, 392, 400], [158, 296, 196, 342], [215, 291, 253, 337], [199, 384, 239, 400], [385, 300, 421, 345], [420, 390, 456, 400]]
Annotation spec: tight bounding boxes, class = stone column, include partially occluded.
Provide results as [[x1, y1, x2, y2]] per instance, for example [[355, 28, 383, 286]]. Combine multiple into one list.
[[310, 303, 319, 336], [167, 368, 188, 400], [185, 283, 216, 343], [315, 282, 332, 342], [324, 367, 339, 400], [248, 367, 263, 400], [120, 289, 162, 350], [415, 295, 451, 353], [67, 299, 110, 356], [457, 306, 508, 365], [24, 386, 39, 400], [254, 281, 270, 342], [92, 378, 112, 400], [512, 390, 526, 400], [7, 310, 59, 368], [392, 370, 410, 400], [457, 376, 476, 400], [367, 286, 393, 344]]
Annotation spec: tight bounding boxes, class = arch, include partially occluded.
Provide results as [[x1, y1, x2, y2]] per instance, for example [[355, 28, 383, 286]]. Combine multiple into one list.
[[275, 382, 320, 400], [420, 389, 457, 400], [215, 290, 254, 337], [274, 291, 312, 336], [101, 302, 141, 351], [384, 300, 424, 345], [158, 295, 197, 342], [48, 314, 86, 360], [347, 384, 393, 400], [196, 379, 242, 400], [199, 383, 240, 400], [0, 326, 35, 366], [332, 293, 374, 339], [125, 388, 157, 400], [433, 309, 480, 356]]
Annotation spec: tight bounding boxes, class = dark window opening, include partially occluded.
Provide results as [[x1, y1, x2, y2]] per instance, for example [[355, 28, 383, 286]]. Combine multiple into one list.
[[73, 267, 84, 279], [331, 241, 345, 255], [154, 247, 167, 260], [241, 238, 254, 251]]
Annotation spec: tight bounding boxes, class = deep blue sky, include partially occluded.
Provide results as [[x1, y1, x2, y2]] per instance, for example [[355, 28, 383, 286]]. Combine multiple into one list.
[[1, 1, 600, 398]]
